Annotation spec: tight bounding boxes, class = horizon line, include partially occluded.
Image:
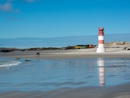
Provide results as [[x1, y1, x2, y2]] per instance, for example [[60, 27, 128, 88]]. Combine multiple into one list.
[[0, 33, 130, 39]]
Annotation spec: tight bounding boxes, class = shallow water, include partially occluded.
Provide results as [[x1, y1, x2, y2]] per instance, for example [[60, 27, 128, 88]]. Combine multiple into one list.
[[0, 57, 130, 92]]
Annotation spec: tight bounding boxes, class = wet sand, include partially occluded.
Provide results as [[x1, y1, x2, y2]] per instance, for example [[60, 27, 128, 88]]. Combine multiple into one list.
[[0, 83, 130, 98], [0, 48, 130, 59]]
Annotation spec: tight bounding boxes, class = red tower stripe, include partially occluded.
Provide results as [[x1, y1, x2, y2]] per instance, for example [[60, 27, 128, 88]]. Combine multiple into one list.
[[99, 32, 104, 36], [98, 40, 104, 44]]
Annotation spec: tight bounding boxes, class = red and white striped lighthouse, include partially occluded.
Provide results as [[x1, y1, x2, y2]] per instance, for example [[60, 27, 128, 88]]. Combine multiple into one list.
[[96, 27, 106, 53]]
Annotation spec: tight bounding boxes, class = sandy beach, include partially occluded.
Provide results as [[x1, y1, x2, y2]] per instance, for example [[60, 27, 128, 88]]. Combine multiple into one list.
[[0, 47, 130, 59], [0, 43, 130, 98]]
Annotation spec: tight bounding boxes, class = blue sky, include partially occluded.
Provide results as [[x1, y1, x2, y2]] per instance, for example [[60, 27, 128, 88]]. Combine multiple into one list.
[[0, 0, 130, 38]]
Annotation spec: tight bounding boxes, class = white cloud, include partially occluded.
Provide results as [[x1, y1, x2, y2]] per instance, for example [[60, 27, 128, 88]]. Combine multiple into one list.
[[0, 2, 13, 12], [0, 0, 39, 13], [0, 2, 20, 13], [23, 0, 38, 3]]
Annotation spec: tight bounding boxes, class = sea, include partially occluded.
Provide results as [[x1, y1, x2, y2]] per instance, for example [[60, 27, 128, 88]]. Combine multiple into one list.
[[0, 57, 130, 92], [0, 37, 95, 48], [0, 33, 130, 48]]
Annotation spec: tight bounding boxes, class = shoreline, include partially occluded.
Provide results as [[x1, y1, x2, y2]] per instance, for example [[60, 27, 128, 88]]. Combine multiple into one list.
[[0, 83, 130, 98], [0, 48, 130, 59]]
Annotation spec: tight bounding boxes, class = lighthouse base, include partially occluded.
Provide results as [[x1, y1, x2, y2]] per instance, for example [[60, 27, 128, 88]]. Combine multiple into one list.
[[96, 48, 106, 53]]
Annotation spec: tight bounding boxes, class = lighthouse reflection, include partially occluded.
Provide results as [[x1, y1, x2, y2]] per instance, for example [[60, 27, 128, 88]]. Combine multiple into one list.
[[97, 58, 105, 86]]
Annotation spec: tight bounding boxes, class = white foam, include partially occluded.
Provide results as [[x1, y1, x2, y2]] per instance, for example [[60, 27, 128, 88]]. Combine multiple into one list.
[[0, 60, 21, 67]]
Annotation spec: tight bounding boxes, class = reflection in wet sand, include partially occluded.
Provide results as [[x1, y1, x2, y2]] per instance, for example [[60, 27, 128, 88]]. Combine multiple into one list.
[[97, 58, 105, 86], [1, 58, 130, 92]]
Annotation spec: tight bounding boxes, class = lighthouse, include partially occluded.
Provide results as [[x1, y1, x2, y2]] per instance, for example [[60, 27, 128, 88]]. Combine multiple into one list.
[[96, 27, 106, 53]]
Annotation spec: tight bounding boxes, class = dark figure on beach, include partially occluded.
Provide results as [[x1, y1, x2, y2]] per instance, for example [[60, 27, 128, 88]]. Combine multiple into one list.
[[123, 47, 127, 50], [36, 52, 40, 55], [123, 47, 130, 50]]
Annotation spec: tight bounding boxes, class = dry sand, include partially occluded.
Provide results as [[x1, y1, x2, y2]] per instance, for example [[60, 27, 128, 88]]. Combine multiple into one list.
[[1, 42, 130, 59], [0, 47, 130, 59]]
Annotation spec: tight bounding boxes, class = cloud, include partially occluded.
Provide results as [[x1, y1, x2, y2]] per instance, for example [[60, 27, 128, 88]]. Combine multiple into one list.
[[0, 0, 38, 20], [0, 2, 13, 12], [23, 0, 39, 3], [0, 2, 20, 13]]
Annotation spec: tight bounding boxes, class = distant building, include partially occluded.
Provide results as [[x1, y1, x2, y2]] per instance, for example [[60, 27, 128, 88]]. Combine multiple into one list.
[[75, 44, 94, 49]]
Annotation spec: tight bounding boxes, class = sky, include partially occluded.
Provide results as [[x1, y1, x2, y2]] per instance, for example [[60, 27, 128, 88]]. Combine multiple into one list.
[[0, 0, 130, 38]]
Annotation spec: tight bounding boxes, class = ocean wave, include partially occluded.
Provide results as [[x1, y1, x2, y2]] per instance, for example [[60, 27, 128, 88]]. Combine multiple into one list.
[[0, 60, 21, 68]]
